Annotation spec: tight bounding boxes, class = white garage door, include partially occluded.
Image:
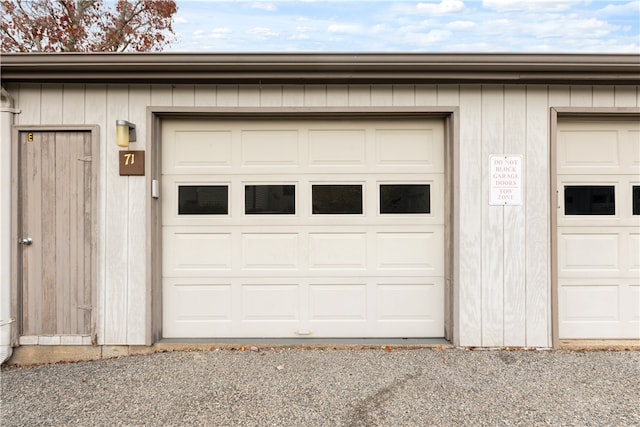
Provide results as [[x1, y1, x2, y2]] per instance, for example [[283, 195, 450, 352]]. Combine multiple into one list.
[[162, 118, 445, 338], [557, 119, 640, 339]]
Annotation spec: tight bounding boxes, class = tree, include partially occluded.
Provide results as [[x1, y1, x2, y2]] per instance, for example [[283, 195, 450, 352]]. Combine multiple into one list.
[[1, 0, 177, 52]]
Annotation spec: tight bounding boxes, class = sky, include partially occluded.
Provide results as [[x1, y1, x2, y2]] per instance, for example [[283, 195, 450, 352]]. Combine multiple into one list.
[[167, 0, 640, 53]]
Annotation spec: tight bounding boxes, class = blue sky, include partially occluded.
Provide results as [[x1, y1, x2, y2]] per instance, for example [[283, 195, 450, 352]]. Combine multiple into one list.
[[168, 0, 640, 52]]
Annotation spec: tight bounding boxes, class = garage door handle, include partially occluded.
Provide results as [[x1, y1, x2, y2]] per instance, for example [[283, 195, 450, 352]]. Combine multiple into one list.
[[19, 237, 33, 246]]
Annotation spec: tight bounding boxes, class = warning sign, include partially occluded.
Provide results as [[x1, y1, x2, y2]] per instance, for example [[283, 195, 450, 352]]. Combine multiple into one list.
[[490, 155, 522, 206]]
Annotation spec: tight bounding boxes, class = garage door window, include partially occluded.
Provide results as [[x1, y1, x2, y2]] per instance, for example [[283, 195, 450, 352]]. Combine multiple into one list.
[[633, 186, 640, 215], [380, 184, 430, 214], [178, 185, 228, 215], [312, 185, 363, 214], [245, 185, 295, 214], [564, 185, 615, 215]]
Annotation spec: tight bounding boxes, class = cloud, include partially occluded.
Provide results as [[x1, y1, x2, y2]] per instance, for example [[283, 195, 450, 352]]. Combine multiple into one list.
[[446, 20, 476, 30], [327, 24, 362, 34], [415, 0, 466, 14], [174, 16, 188, 24], [482, 0, 585, 12], [248, 27, 278, 38], [249, 2, 277, 12]]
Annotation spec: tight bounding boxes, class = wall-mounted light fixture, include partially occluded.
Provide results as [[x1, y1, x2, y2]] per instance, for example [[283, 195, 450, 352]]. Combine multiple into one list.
[[116, 120, 137, 148]]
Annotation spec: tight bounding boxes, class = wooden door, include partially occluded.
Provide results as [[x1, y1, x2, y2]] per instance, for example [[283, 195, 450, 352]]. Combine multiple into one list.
[[18, 131, 94, 336]]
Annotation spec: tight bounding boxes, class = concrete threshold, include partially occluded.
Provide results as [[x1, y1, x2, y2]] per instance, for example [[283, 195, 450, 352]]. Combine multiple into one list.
[[4, 338, 452, 366], [558, 339, 640, 351]]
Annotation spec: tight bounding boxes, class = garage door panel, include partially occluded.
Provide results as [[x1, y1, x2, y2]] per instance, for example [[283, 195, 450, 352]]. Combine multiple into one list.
[[630, 233, 640, 272], [375, 128, 443, 172], [308, 129, 366, 165], [241, 130, 299, 165], [377, 231, 444, 273], [309, 233, 367, 269], [174, 130, 233, 169], [378, 282, 443, 320], [559, 232, 619, 273], [308, 284, 367, 320], [560, 283, 620, 321], [241, 284, 300, 320], [558, 129, 620, 170], [632, 130, 640, 166], [163, 230, 232, 275], [241, 233, 299, 270]]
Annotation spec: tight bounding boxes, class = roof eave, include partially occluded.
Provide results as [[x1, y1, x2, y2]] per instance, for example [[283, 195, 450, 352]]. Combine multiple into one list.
[[2, 53, 639, 85]]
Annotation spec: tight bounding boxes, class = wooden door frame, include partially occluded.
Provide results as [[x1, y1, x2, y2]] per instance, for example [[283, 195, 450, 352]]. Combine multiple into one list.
[[11, 125, 99, 345], [549, 107, 640, 348]]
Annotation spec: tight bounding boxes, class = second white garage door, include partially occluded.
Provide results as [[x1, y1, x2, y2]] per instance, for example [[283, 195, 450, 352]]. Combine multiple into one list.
[[557, 119, 640, 339], [162, 118, 445, 338]]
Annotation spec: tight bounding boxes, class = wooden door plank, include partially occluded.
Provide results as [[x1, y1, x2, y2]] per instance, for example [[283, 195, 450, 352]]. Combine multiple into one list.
[[55, 131, 72, 333], [81, 132, 93, 334], [40, 132, 57, 334], [21, 132, 41, 334]]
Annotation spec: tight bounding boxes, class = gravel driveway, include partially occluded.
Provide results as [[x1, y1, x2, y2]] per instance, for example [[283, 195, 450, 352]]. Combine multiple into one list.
[[1, 347, 639, 426]]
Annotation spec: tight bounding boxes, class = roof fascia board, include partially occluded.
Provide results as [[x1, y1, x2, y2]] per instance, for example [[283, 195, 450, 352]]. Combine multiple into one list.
[[2, 53, 639, 85]]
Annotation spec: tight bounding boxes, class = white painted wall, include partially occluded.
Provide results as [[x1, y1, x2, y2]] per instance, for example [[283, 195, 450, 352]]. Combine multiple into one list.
[[5, 83, 639, 347]]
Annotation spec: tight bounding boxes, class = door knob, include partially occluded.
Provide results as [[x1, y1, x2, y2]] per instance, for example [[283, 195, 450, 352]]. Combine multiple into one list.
[[19, 237, 33, 245]]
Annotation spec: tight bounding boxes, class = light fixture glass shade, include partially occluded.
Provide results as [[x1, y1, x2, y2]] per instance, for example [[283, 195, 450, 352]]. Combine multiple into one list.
[[116, 120, 136, 148], [116, 122, 130, 148]]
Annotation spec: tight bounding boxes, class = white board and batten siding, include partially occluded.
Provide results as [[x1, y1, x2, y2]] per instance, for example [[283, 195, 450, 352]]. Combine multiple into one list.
[[6, 82, 639, 347]]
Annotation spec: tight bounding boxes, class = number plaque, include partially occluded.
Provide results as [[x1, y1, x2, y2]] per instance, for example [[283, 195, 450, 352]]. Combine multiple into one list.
[[119, 150, 145, 176]]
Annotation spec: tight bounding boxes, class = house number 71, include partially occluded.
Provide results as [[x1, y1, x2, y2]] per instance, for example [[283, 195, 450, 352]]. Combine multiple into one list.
[[124, 153, 135, 165]]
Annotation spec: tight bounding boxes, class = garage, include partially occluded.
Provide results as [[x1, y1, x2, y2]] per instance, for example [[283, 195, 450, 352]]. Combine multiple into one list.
[[556, 119, 640, 339], [161, 117, 445, 338]]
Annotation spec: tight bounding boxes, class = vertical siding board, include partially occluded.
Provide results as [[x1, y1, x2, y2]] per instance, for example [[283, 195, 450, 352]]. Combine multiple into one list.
[[62, 85, 85, 124], [104, 85, 130, 344], [371, 85, 393, 106], [216, 86, 239, 107], [282, 85, 304, 107], [549, 86, 570, 107], [614, 86, 638, 107], [570, 86, 593, 106], [304, 86, 327, 107], [526, 85, 551, 347], [437, 85, 460, 106], [194, 85, 217, 107], [457, 85, 483, 346], [151, 85, 173, 106], [348, 85, 371, 106], [327, 85, 349, 106], [172, 85, 195, 106], [260, 85, 283, 107], [239, 85, 260, 106], [415, 85, 438, 106], [40, 85, 63, 124], [393, 85, 415, 106], [481, 84, 505, 347], [127, 85, 151, 344], [592, 86, 615, 107], [503, 86, 527, 346], [17, 84, 41, 125], [84, 84, 107, 343]]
